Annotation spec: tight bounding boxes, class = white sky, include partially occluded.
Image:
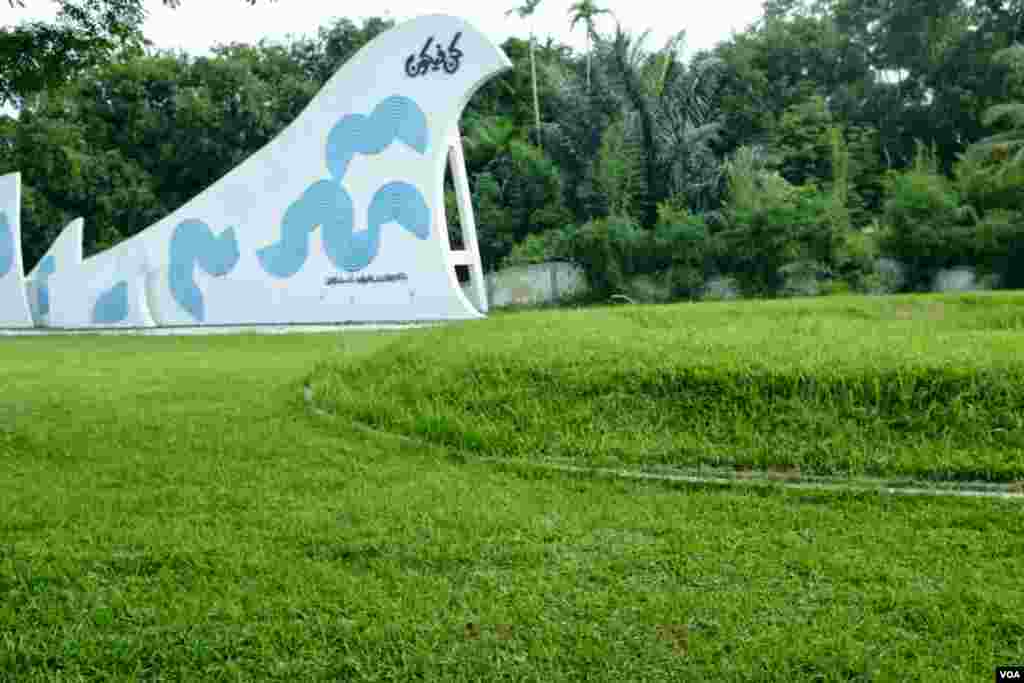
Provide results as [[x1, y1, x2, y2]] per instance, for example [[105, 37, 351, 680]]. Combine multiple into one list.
[[3, 0, 765, 58]]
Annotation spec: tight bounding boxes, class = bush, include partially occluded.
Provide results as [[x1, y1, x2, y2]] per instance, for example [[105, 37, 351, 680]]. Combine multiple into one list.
[[502, 228, 572, 267], [716, 146, 856, 297], [562, 201, 716, 302], [649, 200, 712, 298], [956, 153, 1024, 214], [865, 257, 908, 295], [878, 144, 974, 291], [779, 260, 830, 297], [833, 227, 880, 292], [820, 280, 852, 296], [716, 186, 843, 297], [624, 274, 672, 303], [563, 215, 646, 298], [701, 276, 740, 301], [970, 209, 1024, 289], [473, 141, 573, 270], [664, 264, 706, 300]]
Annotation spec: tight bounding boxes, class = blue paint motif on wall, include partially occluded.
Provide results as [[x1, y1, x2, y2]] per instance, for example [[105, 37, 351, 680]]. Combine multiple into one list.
[[36, 254, 55, 316], [259, 95, 432, 279], [0, 211, 13, 278], [325, 95, 429, 180], [92, 281, 129, 324], [258, 180, 354, 278], [336, 181, 430, 272], [169, 220, 240, 321]]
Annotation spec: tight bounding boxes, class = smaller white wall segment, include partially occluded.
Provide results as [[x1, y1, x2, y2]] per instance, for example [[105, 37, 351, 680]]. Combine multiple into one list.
[[26, 218, 83, 326], [0, 173, 34, 328], [5, 15, 510, 329]]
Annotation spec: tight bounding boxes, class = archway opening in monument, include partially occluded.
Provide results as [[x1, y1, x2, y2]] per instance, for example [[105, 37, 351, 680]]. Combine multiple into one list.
[[443, 135, 488, 314], [444, 161, 464, 251]]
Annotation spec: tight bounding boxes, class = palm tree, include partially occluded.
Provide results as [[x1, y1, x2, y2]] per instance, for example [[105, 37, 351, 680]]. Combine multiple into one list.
[[567, 0, 612, 92], [462, 116, 520, 173], [506, 0, 544, 150], [603, 25, 725, 224]]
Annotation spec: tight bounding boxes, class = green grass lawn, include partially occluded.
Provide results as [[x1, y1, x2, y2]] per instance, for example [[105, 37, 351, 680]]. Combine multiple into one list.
[[1, 294, 1023, 681], [310, 292, 1024, 482]]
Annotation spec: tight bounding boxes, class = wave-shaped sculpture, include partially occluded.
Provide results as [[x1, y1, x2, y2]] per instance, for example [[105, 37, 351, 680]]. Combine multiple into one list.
[[0, 15, 509, 329]]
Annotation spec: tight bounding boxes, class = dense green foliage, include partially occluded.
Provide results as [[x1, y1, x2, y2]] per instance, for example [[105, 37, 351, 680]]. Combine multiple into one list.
[[1, 312, 1022, 680], [1, 0, 272, 106], [1, 1, 1023, 299]]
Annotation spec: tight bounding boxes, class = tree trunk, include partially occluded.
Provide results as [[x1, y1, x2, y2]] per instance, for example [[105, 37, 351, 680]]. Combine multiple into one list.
[[615, 50, 658, 227], [586, 33, 591, 92], [531, 35, 542, 151]]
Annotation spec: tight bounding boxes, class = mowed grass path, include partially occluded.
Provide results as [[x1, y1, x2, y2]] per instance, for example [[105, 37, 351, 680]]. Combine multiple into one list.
[[0, 300, 1020, 681]]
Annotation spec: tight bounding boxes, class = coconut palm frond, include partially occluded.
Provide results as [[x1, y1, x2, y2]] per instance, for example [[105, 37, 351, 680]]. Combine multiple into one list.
[[506, 0, 543, 19], [982, 102, 1024, 129]]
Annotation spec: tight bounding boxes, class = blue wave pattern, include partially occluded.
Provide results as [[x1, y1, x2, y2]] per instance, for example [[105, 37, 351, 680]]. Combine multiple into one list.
[[35, 254, 55, 316], [169, 220, 240, 322], [325, 95, 429, 178], [258, 95, 432, 279], [92, 281, 128, 325], [351, 181, 431, 270], [258, 180, 354, 278], [0, 211, 13, 278]]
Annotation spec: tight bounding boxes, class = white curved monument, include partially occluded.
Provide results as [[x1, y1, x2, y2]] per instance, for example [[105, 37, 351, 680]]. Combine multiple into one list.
[[0, 15, 509, 329]]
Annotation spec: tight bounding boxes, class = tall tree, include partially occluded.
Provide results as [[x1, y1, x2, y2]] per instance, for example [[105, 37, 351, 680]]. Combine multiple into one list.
[[601, 25, 724, 225], [567, 0, 612, 91], [967, 45, 1024, 165], [505, 0, 544, 150], [2, 0, 273, 106], [0, 22, 395, 268]]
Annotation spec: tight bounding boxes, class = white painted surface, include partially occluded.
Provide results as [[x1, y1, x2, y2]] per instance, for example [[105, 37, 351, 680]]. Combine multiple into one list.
[[0, 322, 437, 337], [447, 132, 488, 313], [0, 173, 33, 328], [26, 218, 83, 281], [25, 217, 84, 326], [48, 242, 155, 328]]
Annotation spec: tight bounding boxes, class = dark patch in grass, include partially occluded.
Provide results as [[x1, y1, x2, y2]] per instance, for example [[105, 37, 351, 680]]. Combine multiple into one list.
[[654, 623, 689, 657], [791, 493, 843, 506], [93, 551, 222, 581], [302, 541, 386, 564]]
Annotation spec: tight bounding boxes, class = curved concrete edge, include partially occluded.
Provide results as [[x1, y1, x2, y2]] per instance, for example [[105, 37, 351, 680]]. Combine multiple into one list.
[[490, 459, 1024, 501]]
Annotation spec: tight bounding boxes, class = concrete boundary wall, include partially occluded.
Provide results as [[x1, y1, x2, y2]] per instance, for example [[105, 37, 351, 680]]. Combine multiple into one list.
[[484, 261, 588, 308]]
